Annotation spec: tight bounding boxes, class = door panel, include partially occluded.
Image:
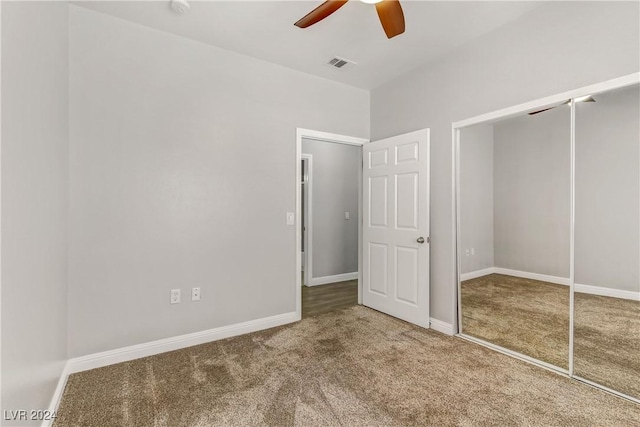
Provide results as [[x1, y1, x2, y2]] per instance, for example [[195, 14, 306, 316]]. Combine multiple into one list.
[[369, 176, 388, 227], [369, 148, 389, 168], [395, 246, 418, 305], [396, 172, 418, 229], [363, 129, 430, 327], [369, 243, 388, 295], [396, 141, 419, 163]]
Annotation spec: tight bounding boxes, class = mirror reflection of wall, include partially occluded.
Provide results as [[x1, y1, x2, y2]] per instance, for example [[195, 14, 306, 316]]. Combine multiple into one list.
[[574, 84, 640, 400], [459, 105, 571, 369]]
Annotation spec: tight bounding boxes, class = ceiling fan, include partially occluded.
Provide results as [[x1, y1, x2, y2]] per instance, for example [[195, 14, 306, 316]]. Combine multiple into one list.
[[528, 95, 595, 115], [294, 0, 405, 39]]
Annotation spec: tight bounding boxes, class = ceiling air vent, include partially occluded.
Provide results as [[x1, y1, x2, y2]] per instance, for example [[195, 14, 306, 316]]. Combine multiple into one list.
[[327, 56, 356, 70]]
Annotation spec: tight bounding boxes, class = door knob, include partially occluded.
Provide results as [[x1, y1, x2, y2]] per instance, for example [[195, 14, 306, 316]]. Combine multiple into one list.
[[417, 237, 425, 244]]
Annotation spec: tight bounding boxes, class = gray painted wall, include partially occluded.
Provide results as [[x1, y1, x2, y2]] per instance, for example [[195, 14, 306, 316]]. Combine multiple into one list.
[[575, 84, 639, 292], [459, 125, 494, 274], [1, 2, 69, 422], [493, 108, 571, 277], [68, 6, 369, 357], [371, 1, 639, 325], [302, 139, 360, 279]]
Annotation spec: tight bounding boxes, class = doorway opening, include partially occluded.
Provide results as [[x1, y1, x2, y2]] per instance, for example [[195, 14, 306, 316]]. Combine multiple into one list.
[[295, 128, 431, 327], [295, 129, 367, 320]]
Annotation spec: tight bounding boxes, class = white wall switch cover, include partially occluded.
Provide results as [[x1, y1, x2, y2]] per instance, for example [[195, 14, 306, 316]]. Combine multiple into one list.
[[345, 211, 350, 220], [286, 212, 295, 225], [192, 287, 201, 301]]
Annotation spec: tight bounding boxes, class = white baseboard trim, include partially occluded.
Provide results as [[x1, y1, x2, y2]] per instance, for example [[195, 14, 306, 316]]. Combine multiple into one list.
[[462, 266, 569, 286], [429, 318, 454, 336], [462, 267, 638, 301], [67, 311, 298, 375], [575, 283, 639, 301], [492, 268, 570, 286], [307, 272, 358, 286], [42, 362, 70, 427], [461, 267, 496, 281]]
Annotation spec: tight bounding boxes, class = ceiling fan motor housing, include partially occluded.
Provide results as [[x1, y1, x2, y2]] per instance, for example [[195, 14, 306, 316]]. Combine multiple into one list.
[[170, 0, 190, 15]]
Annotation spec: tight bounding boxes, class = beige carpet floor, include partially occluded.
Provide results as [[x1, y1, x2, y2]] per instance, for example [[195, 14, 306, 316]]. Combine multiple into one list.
[[55, 306, 639, 426], [574, 292, 640, 398], [461, 274, 570, 369]]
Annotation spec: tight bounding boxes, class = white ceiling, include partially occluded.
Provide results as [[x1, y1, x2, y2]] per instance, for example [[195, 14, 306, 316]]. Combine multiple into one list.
[[73, 1, 542, 89]]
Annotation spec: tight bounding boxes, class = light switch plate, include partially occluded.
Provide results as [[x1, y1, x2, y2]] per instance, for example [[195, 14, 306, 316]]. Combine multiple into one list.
[[286, 212, 295, 225]]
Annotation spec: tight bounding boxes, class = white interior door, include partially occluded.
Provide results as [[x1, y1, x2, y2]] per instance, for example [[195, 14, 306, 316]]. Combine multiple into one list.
[[363, 129, 430, 327]]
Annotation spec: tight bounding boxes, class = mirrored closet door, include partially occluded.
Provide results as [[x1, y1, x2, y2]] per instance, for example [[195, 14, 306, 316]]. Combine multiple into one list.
[[458, 105, 571, 370], [574, 83, 640, 400], [456, 74, 640, 403]]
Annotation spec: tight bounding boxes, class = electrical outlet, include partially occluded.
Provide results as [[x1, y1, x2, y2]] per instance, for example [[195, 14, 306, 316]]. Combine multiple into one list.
[[170, 289, 181, 304], [192, 287, 201, 301], [465, 249, 470, 257], [345, 211, 350, 220]]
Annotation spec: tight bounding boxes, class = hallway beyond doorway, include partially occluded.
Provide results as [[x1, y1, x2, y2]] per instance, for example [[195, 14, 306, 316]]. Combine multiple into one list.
[[302, 280, 357, 318]]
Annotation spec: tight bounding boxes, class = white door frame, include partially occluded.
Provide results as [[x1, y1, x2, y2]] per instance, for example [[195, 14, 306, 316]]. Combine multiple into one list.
[[301, 154, 312, 285], [295, 128, 369, 321]]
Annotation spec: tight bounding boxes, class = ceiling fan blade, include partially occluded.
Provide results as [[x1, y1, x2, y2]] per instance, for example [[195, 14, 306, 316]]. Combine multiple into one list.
[[528, 107, 556, 115], [528, 100, 573, 115], [375, 0, 405, 39], [294, 1, 349, 29], [528, 96, 596, 116]]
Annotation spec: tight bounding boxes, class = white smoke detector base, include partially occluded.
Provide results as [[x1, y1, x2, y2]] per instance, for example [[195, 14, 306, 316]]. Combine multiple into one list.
[[170, 0, 190, 14]]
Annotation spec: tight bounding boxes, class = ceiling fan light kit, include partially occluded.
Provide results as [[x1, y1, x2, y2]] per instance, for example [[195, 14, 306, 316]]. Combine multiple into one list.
[[295, 0, 405, 39], [574, 95, 595, 103]]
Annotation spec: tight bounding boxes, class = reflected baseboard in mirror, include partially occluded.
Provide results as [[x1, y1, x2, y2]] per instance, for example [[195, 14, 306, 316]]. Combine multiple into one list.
[[460, 274, 569, 369], [574, 292, 640, 399]]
